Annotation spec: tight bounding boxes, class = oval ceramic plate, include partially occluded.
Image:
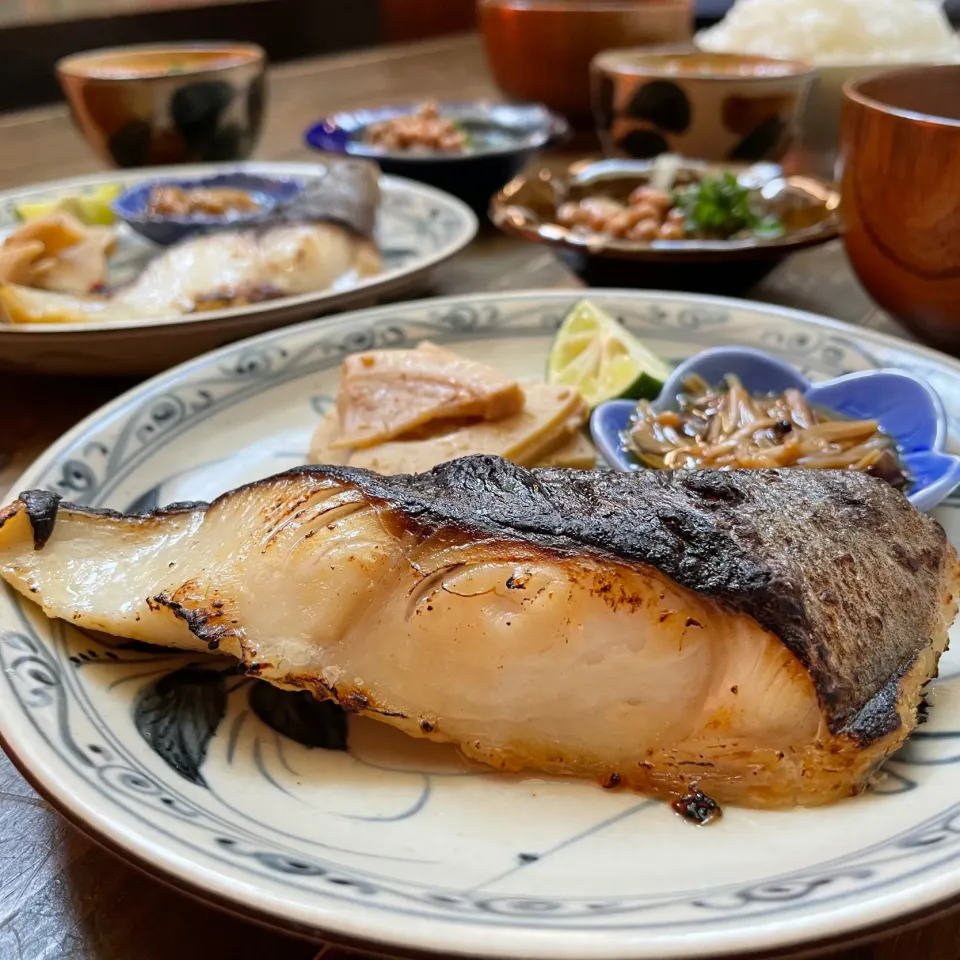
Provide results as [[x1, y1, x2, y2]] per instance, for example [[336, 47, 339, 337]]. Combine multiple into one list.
[[4, 290, 960, 960], [0, 162, 477, 376]]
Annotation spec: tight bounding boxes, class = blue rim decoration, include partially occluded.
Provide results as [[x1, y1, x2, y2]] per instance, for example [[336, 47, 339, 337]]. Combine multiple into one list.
[[591, 345, 960, 512], [304, 101, 571, 163], [112, 172, 304, 245]]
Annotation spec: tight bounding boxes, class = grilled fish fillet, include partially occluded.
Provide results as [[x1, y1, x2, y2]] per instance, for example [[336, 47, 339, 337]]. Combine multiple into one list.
[[0, 225, 381, 323], [0, 457, 956, 808], [0, 161, 382, 324]]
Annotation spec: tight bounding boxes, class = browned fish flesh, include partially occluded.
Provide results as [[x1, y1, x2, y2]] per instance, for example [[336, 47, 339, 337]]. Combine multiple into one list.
[[0, 457, 956, 809]]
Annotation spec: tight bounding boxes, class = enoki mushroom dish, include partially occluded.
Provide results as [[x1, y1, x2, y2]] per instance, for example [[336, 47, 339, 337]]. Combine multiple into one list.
[[625, 373, 909, 490]]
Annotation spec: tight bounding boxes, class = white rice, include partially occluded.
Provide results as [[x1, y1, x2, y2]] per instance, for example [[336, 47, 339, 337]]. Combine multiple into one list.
[[696, 0, 960, 65]]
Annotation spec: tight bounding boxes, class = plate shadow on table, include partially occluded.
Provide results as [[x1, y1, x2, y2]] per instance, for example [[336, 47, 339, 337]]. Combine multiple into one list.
[[556, 247, 784, 295]]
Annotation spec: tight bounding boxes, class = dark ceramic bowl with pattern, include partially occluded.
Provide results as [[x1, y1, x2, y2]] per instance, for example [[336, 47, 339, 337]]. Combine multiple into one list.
[[591, 47, 815, 163], [56, 43, 267, 169], [304, 101, 570, 214], [112, 172, 304, 245], [490, 157, 839, 291]]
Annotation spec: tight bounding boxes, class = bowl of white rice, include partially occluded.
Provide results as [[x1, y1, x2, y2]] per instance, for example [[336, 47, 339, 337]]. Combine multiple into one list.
[[696, 0, 960, 164]]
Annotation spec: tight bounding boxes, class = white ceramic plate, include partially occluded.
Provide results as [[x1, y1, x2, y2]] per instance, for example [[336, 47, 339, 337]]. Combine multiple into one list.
[[3, 290, 960, 960], [0, 162, 477, 376]]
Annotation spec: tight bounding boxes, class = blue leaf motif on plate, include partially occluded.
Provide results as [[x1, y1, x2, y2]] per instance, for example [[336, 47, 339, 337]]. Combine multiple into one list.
[[248, 683, 348, 751], [133, 665, 229, 786]]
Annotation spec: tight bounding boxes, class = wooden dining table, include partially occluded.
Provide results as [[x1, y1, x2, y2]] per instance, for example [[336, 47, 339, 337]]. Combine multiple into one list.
[[1, 32, 958, 960]]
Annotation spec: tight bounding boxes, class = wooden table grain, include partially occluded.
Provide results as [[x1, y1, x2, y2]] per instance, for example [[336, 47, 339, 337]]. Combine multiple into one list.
[[0, 34, 956, 960]]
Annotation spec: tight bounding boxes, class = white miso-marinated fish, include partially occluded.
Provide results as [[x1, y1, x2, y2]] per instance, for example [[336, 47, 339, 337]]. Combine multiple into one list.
[[0, 161, 382, 324], [1, 457, 956, 809]]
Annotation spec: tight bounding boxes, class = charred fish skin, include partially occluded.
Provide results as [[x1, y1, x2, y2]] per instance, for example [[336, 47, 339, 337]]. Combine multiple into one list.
[[1, 456, 957, 810], [307, 458, 955, 739], [4, 458, 954, 738], [263, 159, 381, 239]]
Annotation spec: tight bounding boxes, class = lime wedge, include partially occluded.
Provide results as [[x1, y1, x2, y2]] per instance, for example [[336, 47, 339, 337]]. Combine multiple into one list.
[[547, 300, 672, 409]]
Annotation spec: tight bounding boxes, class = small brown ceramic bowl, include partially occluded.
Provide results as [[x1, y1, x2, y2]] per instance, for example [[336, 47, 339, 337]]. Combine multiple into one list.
[[478, 0, 694, 128], [490, 157, 839, 291], [841, 65, 960, 353], [591, 47, 815, 163], [57, 42, 266, 168]]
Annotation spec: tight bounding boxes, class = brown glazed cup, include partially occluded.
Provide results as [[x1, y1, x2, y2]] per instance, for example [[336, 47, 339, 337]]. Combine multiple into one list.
[[478, 0, 694, 127], [591, 47, 815, 162], [840, 65, 960, 352], [57, 42, 266, 168]]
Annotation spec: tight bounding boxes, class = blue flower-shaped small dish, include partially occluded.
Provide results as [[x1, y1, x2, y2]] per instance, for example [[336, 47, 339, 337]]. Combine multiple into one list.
[[304, 101, 570, 214], [112, 172, 304, 245], [590, 345, 960, 512]]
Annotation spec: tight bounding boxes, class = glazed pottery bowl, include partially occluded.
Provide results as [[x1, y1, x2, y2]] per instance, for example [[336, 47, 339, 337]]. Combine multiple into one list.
[[56, 43, 266, 168], [840, 65, 960, 353], [591, 345, 960, 512], [478, 0, 694, 127], [305, 101, 570, 214], [591, 47, 814, 162]]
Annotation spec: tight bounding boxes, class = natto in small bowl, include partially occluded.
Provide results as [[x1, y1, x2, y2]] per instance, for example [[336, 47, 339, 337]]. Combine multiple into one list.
[[304, 101, 570, 214], [590, 345, 960, 512], [112, 172, 304, 245]]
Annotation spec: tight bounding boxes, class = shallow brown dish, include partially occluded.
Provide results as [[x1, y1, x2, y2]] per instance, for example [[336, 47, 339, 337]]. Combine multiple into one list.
[[490, 157, 838, 289], [840, 65, 960, 354]]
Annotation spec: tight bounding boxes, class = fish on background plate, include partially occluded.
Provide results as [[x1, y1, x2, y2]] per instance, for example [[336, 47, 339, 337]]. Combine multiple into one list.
[[1, 456, 956, 811], [0, 163, 383, 325], [8, 290, 960, 960], [0, 162, 478, 375]]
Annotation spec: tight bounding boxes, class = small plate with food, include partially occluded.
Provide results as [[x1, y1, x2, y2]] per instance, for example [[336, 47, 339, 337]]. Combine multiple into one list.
[[305, 100, 570, 213], [0, 160, 477, 375], [490, 155, 839, 288], [4, 289, 960, 959], [111, 171, 305, 245], [588, 339, 960, 512]]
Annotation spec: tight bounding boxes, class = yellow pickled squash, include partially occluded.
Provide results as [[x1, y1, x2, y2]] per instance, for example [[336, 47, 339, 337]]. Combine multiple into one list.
[[547, 300, 672, 409], [15, 184, 121, 226]]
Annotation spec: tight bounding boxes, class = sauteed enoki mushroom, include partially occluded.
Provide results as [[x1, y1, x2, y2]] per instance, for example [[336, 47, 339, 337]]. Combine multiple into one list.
[[626, 374, 908, 488]]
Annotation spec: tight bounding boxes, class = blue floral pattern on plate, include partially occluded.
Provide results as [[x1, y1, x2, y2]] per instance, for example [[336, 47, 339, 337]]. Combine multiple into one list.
[[591, 345, 960, 511]]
